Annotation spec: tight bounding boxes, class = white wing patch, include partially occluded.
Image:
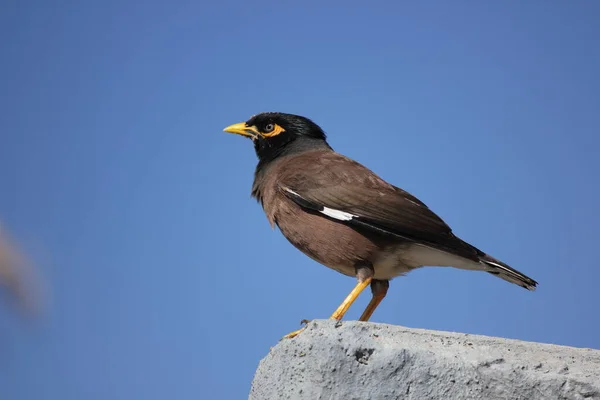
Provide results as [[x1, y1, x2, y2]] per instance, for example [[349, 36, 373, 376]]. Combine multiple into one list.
[[321, 207, 355, 221], [282, 187, 301, 197], [282, 186, 356, 222]]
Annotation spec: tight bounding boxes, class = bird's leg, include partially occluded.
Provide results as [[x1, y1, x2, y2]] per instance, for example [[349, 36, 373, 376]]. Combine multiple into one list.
[[359, 279, 389, 322], [282, 265, 373, 340], [329, 279, 372, 320], [329, 264, 374, 321]]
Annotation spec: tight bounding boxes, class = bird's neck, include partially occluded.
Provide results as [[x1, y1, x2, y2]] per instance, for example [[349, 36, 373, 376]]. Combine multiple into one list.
[[254, 137, 332, 176]]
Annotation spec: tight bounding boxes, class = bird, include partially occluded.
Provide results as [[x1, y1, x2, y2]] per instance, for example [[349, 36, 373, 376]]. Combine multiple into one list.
[[223, 112, 537, 338]]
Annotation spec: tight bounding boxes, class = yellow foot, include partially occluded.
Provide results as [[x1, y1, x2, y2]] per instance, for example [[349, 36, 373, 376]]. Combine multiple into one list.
[[281, 319, 311, 340]]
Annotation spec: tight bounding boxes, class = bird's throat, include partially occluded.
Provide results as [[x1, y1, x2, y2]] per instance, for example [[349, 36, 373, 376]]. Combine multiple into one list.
[[254, 136, 332, 176]]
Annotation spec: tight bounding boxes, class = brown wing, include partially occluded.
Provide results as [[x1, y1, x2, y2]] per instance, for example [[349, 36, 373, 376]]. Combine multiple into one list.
[[278, 151, 481, 262]]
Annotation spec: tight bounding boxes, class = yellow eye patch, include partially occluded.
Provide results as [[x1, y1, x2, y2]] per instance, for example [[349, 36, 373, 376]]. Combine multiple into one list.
[[262, 124, 285, 138]]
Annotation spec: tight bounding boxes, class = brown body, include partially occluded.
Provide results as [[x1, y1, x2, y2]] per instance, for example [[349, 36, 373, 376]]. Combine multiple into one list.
[[251, 149, 475, 281], [253, 151, 383, 276]]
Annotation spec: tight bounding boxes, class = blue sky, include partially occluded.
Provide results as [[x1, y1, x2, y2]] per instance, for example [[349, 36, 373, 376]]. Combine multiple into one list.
[[1, 1, 599, 399]]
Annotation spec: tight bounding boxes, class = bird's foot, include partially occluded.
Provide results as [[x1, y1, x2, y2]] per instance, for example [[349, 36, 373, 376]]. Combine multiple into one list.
[[281, 327, 306, 340], [281, 319, 311, 340]]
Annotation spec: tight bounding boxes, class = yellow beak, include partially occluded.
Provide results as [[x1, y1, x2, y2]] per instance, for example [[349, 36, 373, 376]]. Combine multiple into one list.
[[223, 122, 260, 139]]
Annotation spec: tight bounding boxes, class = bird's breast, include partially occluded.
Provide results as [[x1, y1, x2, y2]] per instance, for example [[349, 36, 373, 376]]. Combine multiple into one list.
[[266, 194, 383, 277]]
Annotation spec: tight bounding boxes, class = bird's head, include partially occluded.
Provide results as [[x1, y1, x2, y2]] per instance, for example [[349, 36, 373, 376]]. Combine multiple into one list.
[[223, 112, 331, 164]]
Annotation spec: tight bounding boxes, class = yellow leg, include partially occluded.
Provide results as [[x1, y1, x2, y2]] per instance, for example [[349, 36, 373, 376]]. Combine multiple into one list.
[[329, 278, 372, 320], [282, 278, 372, 339], [359, 294, 385, 321], [359, 280, 389, 322]]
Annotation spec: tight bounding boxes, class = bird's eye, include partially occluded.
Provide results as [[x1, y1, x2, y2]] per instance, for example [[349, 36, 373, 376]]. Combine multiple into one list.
[[264, 123, 275, 133]]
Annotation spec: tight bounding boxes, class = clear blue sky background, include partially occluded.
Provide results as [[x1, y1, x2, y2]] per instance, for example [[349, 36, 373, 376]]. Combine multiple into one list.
[[1, 1, 599, 399]]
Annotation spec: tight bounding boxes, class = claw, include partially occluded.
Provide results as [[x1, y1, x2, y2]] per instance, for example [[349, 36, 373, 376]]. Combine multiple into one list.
[[282, 326, 307, 340]]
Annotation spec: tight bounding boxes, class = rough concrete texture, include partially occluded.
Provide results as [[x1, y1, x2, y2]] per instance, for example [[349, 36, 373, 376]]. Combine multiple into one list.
[[250, 320, 600, 400]]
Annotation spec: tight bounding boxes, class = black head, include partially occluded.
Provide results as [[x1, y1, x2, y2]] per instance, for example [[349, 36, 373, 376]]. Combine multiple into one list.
[[223, 112, 332, 165]]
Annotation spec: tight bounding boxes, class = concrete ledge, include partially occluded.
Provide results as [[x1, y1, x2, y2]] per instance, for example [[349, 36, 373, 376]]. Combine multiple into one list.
[[250, 320, 600, 400]]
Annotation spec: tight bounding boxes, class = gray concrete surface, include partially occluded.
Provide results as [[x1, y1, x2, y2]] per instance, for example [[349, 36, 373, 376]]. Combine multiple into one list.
[[250, 320, 600, 400]]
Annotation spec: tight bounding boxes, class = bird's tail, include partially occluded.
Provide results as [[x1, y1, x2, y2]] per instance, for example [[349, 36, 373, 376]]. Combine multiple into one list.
[[479, 254, 537, 291]]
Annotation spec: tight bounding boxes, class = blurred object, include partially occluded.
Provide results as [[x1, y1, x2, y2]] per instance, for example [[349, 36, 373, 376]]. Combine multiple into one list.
[[0, 222, 46, 317]]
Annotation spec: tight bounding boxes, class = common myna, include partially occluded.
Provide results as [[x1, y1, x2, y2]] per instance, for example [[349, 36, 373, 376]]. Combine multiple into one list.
[[224, 112, 537, 338]]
